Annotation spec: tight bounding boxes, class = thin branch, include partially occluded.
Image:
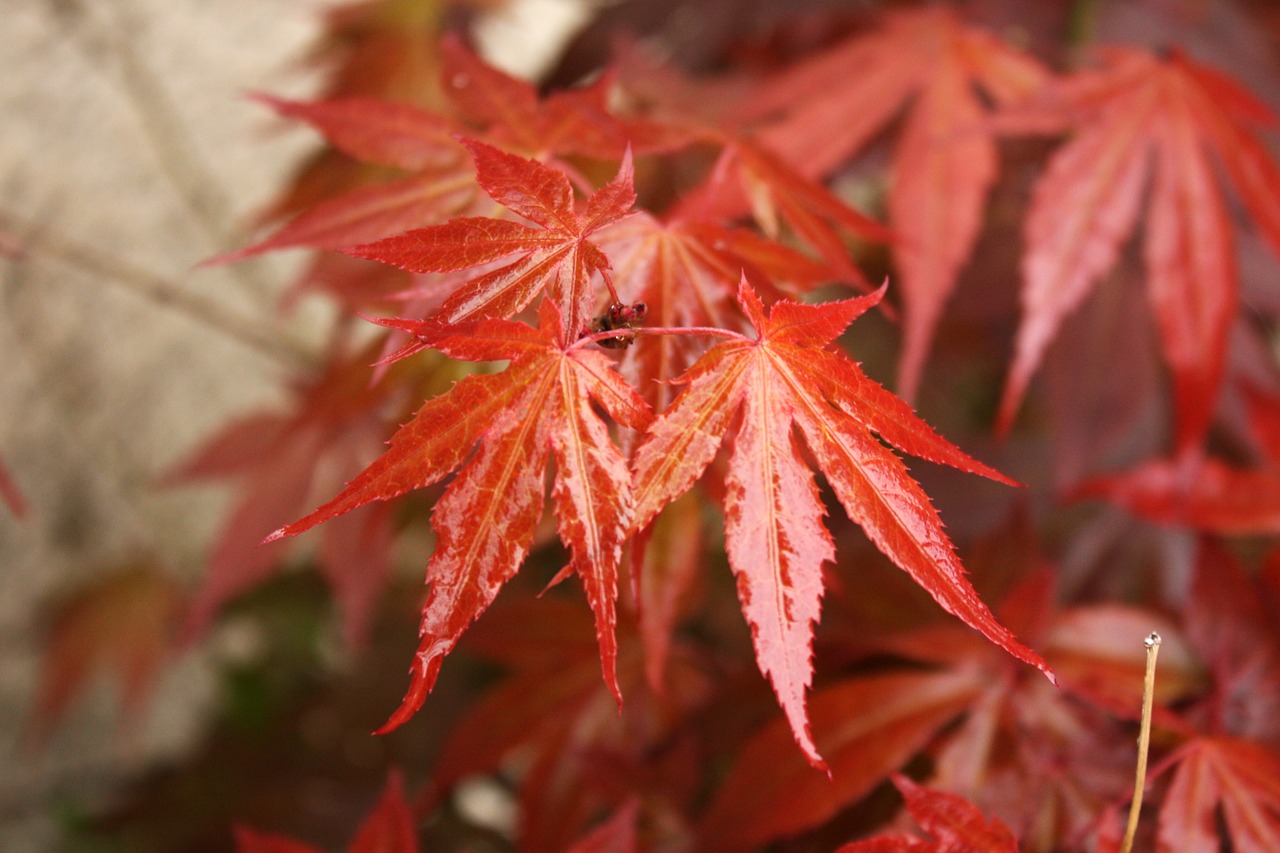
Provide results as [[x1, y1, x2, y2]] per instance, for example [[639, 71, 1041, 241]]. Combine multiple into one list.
[[573, 324, 747, 350], [58, 0, 280, 305], [1121, 631, 1162, 853], [0, 209, 317, 370]]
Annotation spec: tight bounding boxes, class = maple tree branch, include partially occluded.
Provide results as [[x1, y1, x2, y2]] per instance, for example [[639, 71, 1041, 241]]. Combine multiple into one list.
[[599, 267, 622, 304], [574, 325, 746, 349], [634, 325, 748, 340], [0, 209, 317, 371], [1120, 631, 1161, 853]]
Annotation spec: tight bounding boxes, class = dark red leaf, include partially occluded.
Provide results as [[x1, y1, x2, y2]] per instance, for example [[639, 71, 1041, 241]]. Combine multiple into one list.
[[839, 775, 1019, 853], [1069, 455, 1280, 535], [1158, 737, 1280, 852], [348, 772, 417, 853], [700, 670, 984, 850], [1001, 48, 1280, 450]]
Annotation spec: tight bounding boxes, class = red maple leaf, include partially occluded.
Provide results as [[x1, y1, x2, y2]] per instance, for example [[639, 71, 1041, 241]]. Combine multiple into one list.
[[170, 347, 404, 647], [596, 211, 834, 408], [30, 562, 183, 743], [838, 775, 1019, 853], [348, 139, 636, 342], [225, 35, 679, 269], [217, 97, 478, 263], [436, 34, 687, 160], [1157, 737, 1280, 851], [673, 137, 890, 292], [699, 669, 986, 850], [738, 7, 1047, 399], [1067, 382, 1280, 535], [1182, 540, 1280, 748], [870, 568, 1201, 847], [630, 277, 1050, 769], [267, 301, 651, 732], [998, 47, 1280, 451], [235, 770, 417, 853], [1068, 454, 1280, 535], [422, 597, 704, 851]]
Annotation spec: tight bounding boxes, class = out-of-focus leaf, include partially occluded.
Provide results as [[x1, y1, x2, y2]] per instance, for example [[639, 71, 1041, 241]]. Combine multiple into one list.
[[32, 563, 183, 742], [699, 670, 985, 850]]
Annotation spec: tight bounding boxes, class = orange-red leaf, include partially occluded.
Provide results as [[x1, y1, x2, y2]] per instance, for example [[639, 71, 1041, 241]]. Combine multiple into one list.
[[596, 213, 830, 408], [350, 140, 635, 339], [217, 172, 482, 263], [743, 8, 1047, 399], [632, 278, 1048, 767], [699, 670, 984, 850], [1001, 48, 1280, 450], [268, 303, 650, 731], [676, 139, 887, 292], [255, 95, 465, 172], [839, 776, 1020, 853], [172, 349, 401, 647], [1069, 455, 1280, 535], [440, 35, 689, 160]]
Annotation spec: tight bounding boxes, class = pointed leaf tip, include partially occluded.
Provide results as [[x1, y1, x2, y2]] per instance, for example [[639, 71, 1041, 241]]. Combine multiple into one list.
[[735, 274, 767, 330]]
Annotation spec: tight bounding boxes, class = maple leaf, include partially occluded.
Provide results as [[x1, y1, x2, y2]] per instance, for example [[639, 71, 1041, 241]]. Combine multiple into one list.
[[437, 34, 688, 160], [420, 595, 708, 848], [1158, 737, 1280, 851], [838, 775, 1019, 853], [235, 770, 417, 853], [215, 97, 478, 264], [674, 138, 890, 292], [596, 211, 834, 408], [171, 348, 404, 647], [998, 47, 1280, 450], [699, 670, 986, 850], [30, 563, 183, 743], [250, 0, 457, 227], [739, 7, 1048, 400], [222, 35, 675, 269], [855, 563, 1194, 847], [630, 490, 705, 693], [1067, 382, 1280, 534], [267, 301, 651, 732], [1183, 540, 1280, 748], [1068, 454, 1280, 535], [630, 277, 1050, 769], [348, 139, 635, 341]]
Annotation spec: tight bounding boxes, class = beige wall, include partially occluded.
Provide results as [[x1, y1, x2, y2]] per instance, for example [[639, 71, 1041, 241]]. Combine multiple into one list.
[[1, 1, 321, 846]]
